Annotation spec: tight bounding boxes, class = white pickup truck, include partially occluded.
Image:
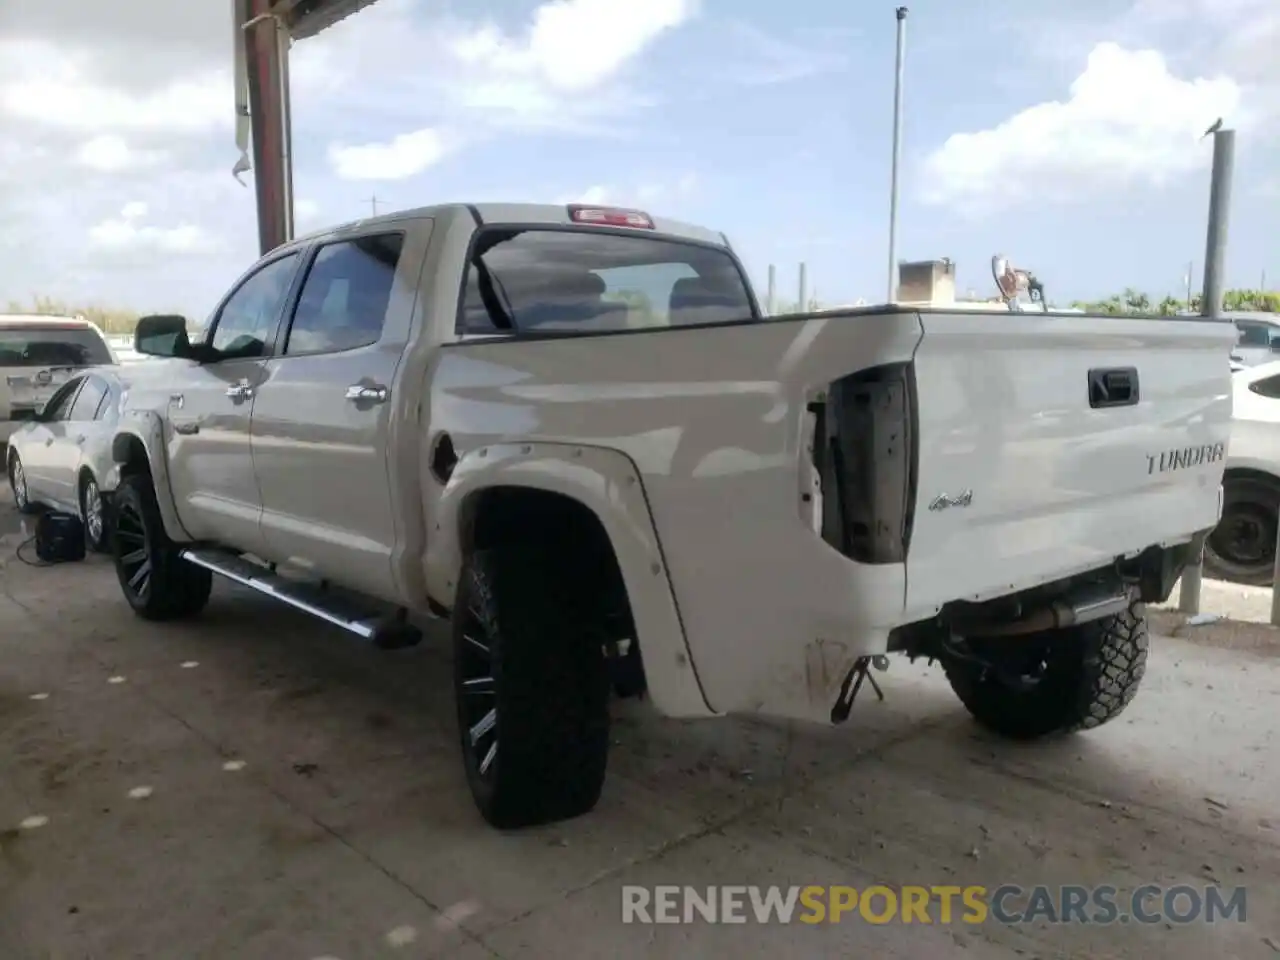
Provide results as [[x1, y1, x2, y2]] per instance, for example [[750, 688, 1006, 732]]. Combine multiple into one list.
[[100, 202, 1235, 828]]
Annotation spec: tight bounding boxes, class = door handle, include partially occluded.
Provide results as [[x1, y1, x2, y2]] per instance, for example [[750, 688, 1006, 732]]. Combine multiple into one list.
[[345, 384, 389, 403], [75, 435, 86, 444], [169, 393, 185, 409], [173, 423, 200, 436], [226, 382, 254, 399]]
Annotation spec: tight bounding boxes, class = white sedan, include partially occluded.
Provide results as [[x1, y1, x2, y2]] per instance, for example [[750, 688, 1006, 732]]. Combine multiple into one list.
[[1204, 359, 1280, 584], [5, 368, 123, 553]]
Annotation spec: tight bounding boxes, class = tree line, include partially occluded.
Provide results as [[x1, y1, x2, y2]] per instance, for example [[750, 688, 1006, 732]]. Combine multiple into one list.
[[1069, 289, 1279, 316]]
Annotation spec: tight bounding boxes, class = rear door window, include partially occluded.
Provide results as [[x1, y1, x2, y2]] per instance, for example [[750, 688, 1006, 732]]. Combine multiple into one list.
[[0, 326, 113, 367], [284, 233, 404, 355], [459, 228, 756, 335], [68, 376, 108, 421], [42, 377, 84, 421]]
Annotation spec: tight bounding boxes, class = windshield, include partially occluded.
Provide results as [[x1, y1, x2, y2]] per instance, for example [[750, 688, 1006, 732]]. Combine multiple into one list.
[[0, 326, 113, 367], [460, 228, 757, 334]]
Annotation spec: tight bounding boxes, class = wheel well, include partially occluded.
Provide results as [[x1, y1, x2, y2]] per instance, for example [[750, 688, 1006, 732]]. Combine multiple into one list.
[[77, 466, 95, 491], [465, 486, 620, 575], [461, 486, 643, 693], [112, 434, 150, 480]]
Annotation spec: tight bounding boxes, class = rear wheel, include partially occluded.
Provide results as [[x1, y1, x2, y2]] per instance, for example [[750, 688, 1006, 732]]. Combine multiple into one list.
[[942, 607, 1149, 740], [7, 452, 37, 514], [113, 472, 212, 620], [79, 473, 109, 554], [453, 546, 611, 829], [1204, 475, 1280, 585]]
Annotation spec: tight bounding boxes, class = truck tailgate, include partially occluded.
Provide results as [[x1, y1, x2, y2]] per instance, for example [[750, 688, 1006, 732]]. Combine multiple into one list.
[[905, 312, 1235, 617]]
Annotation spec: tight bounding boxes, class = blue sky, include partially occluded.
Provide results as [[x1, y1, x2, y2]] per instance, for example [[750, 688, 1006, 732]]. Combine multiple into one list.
[[0, 0, 1276, 313]]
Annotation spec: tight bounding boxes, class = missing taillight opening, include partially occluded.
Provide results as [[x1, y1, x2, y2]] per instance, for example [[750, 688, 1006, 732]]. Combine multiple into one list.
[[567, 206, 655, 229]]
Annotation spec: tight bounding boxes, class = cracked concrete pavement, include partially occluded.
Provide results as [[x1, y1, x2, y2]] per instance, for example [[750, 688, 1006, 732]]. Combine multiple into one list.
[[1, 498, 1278, 959]]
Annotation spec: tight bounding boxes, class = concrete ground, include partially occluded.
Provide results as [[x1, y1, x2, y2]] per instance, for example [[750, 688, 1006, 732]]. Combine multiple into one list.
[[1, 498, 1278, 960]]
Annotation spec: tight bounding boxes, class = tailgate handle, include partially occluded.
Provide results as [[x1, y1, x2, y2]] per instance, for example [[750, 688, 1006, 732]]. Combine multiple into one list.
[[1088, 367, 1138, 409]]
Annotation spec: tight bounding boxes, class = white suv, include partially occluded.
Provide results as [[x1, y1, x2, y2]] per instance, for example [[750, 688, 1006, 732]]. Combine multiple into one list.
[[1, 314, 117, 444]]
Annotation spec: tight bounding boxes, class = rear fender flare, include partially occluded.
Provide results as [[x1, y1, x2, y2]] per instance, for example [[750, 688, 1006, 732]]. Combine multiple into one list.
[[424, 441, 714, 719], [110, 411, 192, 543]]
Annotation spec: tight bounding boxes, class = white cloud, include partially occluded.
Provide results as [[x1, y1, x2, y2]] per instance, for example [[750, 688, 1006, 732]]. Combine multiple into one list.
[[75, 135, 167, 172], [922, 43, 1243, 211], [0, 40, 228, 134], [327, 128, 450, 181], [88, 203, 214, 254], [453, 0, 693, 92], [294, 0, 696, 163]]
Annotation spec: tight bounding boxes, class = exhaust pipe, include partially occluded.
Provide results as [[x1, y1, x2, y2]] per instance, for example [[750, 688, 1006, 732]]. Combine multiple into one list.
[[955, 582, 1136, 638]]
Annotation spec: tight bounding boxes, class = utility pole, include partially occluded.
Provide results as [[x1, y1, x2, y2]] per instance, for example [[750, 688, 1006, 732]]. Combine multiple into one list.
[[799, 262, 809, 313], [767, 264, 777, 315], [1179, 128, 1235, 616], [886, 6, 908, 303], [1185, 261, 1194, 310], [368, 195, 379, 217]]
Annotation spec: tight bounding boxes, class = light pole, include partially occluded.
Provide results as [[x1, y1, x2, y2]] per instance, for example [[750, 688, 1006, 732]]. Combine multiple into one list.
[[886, 6, 908, 303]]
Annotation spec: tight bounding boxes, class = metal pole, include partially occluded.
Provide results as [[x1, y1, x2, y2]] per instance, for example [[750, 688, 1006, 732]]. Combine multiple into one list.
[[767, 264, 776, 315], [799, 262, 808, 313], [1180, 128, 1235, 615], [276, 17, 294, 243], [1185, 261, 1193, 311], [886, 6, 908, 303]]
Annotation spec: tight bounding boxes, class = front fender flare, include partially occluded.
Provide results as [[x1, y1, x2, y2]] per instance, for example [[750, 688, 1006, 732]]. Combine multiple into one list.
[[111, 410, 192, 543], [424, 441, 715, 720]]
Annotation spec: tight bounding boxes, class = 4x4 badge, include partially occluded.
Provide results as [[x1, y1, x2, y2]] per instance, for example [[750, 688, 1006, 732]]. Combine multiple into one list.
[[928, 490, 973, 511]]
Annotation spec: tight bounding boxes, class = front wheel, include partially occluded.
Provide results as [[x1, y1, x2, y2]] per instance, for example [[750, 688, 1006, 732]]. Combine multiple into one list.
[[113, 472, 212, 621], [453, 546, 611, 829], [942, 607, 1149, 740]]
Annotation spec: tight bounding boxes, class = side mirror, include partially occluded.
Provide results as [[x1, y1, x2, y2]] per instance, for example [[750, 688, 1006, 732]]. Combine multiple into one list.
[[134, 314, 191, 358]]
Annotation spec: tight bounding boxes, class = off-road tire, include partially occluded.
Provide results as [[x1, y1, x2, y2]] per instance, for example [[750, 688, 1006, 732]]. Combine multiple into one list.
[[112, 472, 212, 621], [943, 607, 1149, 740], [7, 451, 38, 515], [453, 546, 610, 829]]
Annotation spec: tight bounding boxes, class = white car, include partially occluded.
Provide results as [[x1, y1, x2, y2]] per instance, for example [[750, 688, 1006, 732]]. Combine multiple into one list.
[[6, 368, 124, 553], [1, 314, 118, 444], [1228, 315, 1280, 369], [1204, 359, 1280, 584]]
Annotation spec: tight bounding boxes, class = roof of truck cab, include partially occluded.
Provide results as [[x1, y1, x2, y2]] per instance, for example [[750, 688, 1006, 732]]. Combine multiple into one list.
[[290, 202, 729, 249], [0, 313, 95, 328]]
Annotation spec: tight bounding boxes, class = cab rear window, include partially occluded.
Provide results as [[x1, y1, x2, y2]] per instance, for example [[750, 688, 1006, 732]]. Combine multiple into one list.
[[0, 327, 113, 367], [459, 228, 757, 335]]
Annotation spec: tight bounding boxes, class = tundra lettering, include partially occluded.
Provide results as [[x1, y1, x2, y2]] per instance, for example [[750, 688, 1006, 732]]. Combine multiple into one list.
[[1146, 442, 1226, 476]]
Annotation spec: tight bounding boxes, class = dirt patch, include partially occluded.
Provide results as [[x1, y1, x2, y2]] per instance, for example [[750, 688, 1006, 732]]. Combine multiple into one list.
[[1148, 608, 1280, 658]]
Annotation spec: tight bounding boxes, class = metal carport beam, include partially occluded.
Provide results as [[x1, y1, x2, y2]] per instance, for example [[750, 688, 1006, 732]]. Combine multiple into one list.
[[234, 0, 384, 255]]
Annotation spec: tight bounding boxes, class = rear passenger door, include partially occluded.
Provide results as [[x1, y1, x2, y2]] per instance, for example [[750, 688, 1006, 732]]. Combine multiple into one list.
[[22, 376, 83, 498], [251, 230, 414, 602], [51, 374, 111, 499]]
